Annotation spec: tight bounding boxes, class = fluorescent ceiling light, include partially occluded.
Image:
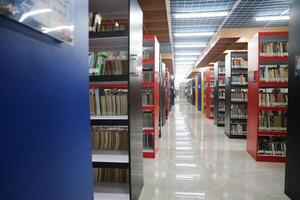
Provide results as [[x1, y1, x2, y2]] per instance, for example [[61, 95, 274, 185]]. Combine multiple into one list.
[[175, 44, 206, 48], [175, 53, 200, 56], [255, 15, 289, 21], [174, 11, 228, 18], [176, 63, 195, 66], [174, 32, 214, 37], [19, 8, 52, 22]]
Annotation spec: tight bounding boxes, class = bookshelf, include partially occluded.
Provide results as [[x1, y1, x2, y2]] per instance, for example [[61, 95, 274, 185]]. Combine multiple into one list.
[[205, 66, 215, 119], [285, 2, 299, 198], [214, 61, 226, 126], [142, 35, 160, 158], [247, 32, 288, 162], [186, 79, 195, 105], [89, 0, 144, 199], [224, 51, 248, 139]]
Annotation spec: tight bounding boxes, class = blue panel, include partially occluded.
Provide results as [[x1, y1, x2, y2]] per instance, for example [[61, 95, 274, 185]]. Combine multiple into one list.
[[0, 1, 92, 200]]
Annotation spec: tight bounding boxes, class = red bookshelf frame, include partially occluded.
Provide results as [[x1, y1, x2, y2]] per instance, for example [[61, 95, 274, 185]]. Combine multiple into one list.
[[247, 31, 288, 162], [205, 66, 215, 119], [142, 35, 160, 158]]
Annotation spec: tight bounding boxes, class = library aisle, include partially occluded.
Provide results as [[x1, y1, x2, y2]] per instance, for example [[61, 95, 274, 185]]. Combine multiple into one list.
[[139, 99, 289, 200]]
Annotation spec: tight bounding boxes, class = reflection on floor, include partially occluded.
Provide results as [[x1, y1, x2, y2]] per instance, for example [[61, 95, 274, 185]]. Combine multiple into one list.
[[139, 99, 290, 200]]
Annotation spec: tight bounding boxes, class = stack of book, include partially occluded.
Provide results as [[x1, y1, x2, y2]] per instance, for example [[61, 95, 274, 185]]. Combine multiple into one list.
[[93, 168, 129, 184], [259, 111, 287, 132], [89, 51, 128, 76], [258, 136, 286, 156], [92, 127, 128, 150], [259, 88, 288, 107], [143, 47, 154, 59], [231, 104, 247, 119], [143, 112, 154, 127], [260, 41, 288, 57], [219, 89, 225, 99], [219, 101, 225, 112], [231, 89, 248, 102], [89, 12, 102, 32], [259, 65, 288, 82], [143, 71, 154, 82], [219, 79, 225, 87], [90, 89, 128, 116], [231, 124, 246, 135], [89, 12, 127, 33], [232, 75, 248, 85], [143, 134, 154, 150], [232, 57, 248, 69], [142, 89, 154, 105]]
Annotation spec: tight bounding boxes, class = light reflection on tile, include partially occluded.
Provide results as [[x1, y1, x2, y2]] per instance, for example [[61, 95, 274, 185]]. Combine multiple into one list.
[[139, 100, 290, 200]]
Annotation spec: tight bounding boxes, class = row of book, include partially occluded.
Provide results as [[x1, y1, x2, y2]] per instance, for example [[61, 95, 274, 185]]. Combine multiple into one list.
[[89, 51, 128, 76], [219, 101, 225, 111], [258, 136, 286, 156], [219, 79, 225, 86], [143, 111, 154, 127], [231, 124, 247, 135], [143, 47, 154, 59], [89, 12, 102, 32], [232, 57, 248, 69], [93, 168, 129, 184], [92, 127, 128, 151], [259, 88, 288, 107], [90, 89, 128, 116], [259, 66, 288, 82], [218, 114, 225, 124], [219, 67, 225, 74], [231, 89, 248, 102], [258, 111, 287, 132], [142, 89, 154, 105], [232, 75, 248, 84], [231, 104, 247, 119], [143, 71, 154, 82], [260, 41, 288, 57], [89, 12, 127, 33], [143, 134, 154, 149]]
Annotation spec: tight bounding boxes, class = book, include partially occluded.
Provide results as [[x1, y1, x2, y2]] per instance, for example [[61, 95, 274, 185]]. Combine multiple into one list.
[[258, 111, 287, 132], [89, 51, 129, 76], [259, 88, 288, 107], [258, 136, 286, 156], [92, 127, 128, 151], [260, 41, 288, 57], [93, 168, 129, 184], [90, 88, 128, 116], [259, 64, 288, 82]]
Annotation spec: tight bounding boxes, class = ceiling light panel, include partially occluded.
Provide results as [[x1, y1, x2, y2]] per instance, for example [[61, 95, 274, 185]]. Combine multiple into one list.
[[174, 32, 214, 37], [224, 0, 292, 28], [255, 15, 289, 21], [174, 11, 228, 18]]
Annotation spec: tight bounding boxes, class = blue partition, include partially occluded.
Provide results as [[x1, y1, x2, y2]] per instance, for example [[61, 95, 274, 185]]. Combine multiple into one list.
[[0, 1, 92, 200]]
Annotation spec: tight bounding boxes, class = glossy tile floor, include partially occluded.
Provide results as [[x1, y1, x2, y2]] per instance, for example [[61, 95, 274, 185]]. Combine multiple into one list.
[[139, 99, 290, 200]]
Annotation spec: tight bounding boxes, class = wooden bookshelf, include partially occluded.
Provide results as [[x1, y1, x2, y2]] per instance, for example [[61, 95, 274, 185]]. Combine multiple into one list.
[[247, 31, 288, 162], [142, 35, 160, 159], [224, 51, 248, 139], [89, 0, 144, 199], [214, 61, 225, 126]]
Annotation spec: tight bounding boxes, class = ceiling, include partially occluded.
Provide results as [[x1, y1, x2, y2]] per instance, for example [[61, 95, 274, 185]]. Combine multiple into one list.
[[138, 0, 171, 43], [170, 0, 293, 83]]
